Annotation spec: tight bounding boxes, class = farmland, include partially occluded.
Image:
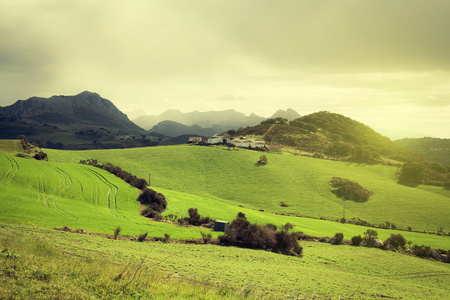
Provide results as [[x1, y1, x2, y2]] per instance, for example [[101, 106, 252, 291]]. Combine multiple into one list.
[[46, 145, 450, 234], [1, 141, 450, 298]]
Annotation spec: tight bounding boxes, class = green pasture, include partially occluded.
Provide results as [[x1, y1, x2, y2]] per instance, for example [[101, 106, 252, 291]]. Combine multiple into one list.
[[45, 145, 450, 233], [0, 151, 448, 248], [1, 223, 449, 299], [0, 140, 23, 155], [0, 154, 211, 239]]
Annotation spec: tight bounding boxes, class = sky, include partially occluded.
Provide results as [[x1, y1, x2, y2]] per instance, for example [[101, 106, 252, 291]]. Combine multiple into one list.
[[1, 0, 449, 139]]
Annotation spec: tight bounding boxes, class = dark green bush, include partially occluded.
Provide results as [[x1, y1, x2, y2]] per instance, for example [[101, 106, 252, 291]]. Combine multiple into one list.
[[384, 234, 407, 250], [334, 233, 344, 245], [218, 213, 303, 257], [351, 235, 363, 246]]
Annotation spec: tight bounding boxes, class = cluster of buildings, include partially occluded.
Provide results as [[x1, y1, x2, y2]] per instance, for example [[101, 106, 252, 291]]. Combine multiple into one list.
[[188, 133, 267, 149]]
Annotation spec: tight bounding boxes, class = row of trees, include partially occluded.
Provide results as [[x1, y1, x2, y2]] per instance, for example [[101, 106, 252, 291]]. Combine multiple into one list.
[[79, 159, 148, 190]]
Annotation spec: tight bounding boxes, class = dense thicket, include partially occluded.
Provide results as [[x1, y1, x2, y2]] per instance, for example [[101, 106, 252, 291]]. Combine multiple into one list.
[[138, 188, 167, 213], [219, 213, 303, 257], [329, 177, 373, 203]]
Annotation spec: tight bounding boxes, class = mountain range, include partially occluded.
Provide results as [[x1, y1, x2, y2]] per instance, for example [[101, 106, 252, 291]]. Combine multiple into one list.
[[134, 108, 300, 137]]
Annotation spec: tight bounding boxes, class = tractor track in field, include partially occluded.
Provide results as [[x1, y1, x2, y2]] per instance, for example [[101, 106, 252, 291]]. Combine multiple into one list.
[[32, 163, 47, 207], [44, 163, 76, 219], [0, 156, 19, 186], [85, 168, 121, 218], [78, 168, 99, 206]]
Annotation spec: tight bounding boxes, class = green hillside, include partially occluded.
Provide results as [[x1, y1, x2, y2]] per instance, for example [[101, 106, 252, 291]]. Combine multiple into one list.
[[396, 137, 450, 166], [44, 145, 450, 235], [237, 112, 449, 187], [0, 153, 211, 239], [0, 143, 448, 248]]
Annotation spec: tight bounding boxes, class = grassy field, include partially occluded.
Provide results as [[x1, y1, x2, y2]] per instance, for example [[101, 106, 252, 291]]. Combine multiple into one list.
[[1, 222, 449, 299], [45, 145, 450, 234], [0, 140, 23, 155], [0, 153, 212, 239], [1, 149, 449, 248]]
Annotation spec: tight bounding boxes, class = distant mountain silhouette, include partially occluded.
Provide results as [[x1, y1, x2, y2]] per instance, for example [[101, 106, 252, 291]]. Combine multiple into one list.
[[269, 108, 301, 121], [0, 91, 151, 149], [134, 109, 265, 131], [0, 91, 142, 132]]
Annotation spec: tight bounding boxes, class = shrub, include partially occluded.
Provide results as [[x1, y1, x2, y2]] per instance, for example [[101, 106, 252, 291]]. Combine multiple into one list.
[[385, 234, 407, 250], [178, 208, 212, 227], [138, 188, 167, 213], [163, 234, 171, 243], [137, 233, 148, 242], [265, 223, 278, 231], [201, 232, 212, 244], [363, 230, 378, 245], [218, 213, 303, 257], [351, 235, 363, 246], [333, 233, 344, 245], [412, 245, 431, 258], [114, 227, 121, 240], [258, 154, 268, 165]]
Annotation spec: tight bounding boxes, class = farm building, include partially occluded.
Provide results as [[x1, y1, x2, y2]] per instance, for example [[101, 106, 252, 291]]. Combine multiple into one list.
[[214, 220, 229, 232], [207, 133, 229, 144], [188, 137, 203, 144]]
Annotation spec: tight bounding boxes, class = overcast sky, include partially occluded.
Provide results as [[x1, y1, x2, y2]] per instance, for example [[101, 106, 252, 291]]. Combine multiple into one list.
[[1, 0, 449, 139]]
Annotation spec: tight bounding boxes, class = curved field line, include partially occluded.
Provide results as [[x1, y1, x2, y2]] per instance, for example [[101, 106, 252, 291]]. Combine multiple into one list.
[[32, 163, 47, 207], [78, 168, 99, 206], [85, 168, 119, 217], [0, 156, 13, 184], [44, 163, 76, 219], [0, 156, 19, 186]]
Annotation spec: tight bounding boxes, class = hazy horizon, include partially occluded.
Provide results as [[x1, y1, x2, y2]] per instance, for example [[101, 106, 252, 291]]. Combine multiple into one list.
[[1, 1, 449, 139]]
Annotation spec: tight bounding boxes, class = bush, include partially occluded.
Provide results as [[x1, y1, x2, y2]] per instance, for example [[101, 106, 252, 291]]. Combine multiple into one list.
[[333, 233, 344, 245], [218, 213, 303, 257], [412, 245, 432, 258], [137, 233, 148, 242], [258, 154, 268, 165], [138, 188, 167, 213], [384, 234, 407, 250], [201, 232, 212, 244], [351, 235, 363, 246], [178, 208, 212, 227], [114, 227, 121, 240], [363, 230, 378, 245]]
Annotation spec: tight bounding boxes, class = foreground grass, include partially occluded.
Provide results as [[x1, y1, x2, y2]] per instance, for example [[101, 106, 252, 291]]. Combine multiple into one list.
[[1, 223, 449, 299], [45, 145, 450, 233]]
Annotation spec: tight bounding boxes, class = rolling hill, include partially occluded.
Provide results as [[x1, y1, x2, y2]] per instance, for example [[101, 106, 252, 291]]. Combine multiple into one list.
[[1, 140, 450, 298], [44, 145, 450, 237], [396, 137, 450, 166], [237, 111, 449, 187]]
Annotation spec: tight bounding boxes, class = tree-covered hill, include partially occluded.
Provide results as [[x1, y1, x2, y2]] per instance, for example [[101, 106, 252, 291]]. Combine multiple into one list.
[[396, 137, 450, 166], [236, 111, 449, 187]]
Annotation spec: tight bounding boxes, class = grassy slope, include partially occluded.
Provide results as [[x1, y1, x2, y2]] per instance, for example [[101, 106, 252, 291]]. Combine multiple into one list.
[[0, 140, 23, 155], [0, 154, 211, 239], [1, 223, 449, 299], [45, 145, 450, 234]]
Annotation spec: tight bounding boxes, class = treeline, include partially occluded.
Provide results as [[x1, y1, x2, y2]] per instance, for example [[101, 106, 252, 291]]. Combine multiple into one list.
[[79, 159, 148, 189]]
